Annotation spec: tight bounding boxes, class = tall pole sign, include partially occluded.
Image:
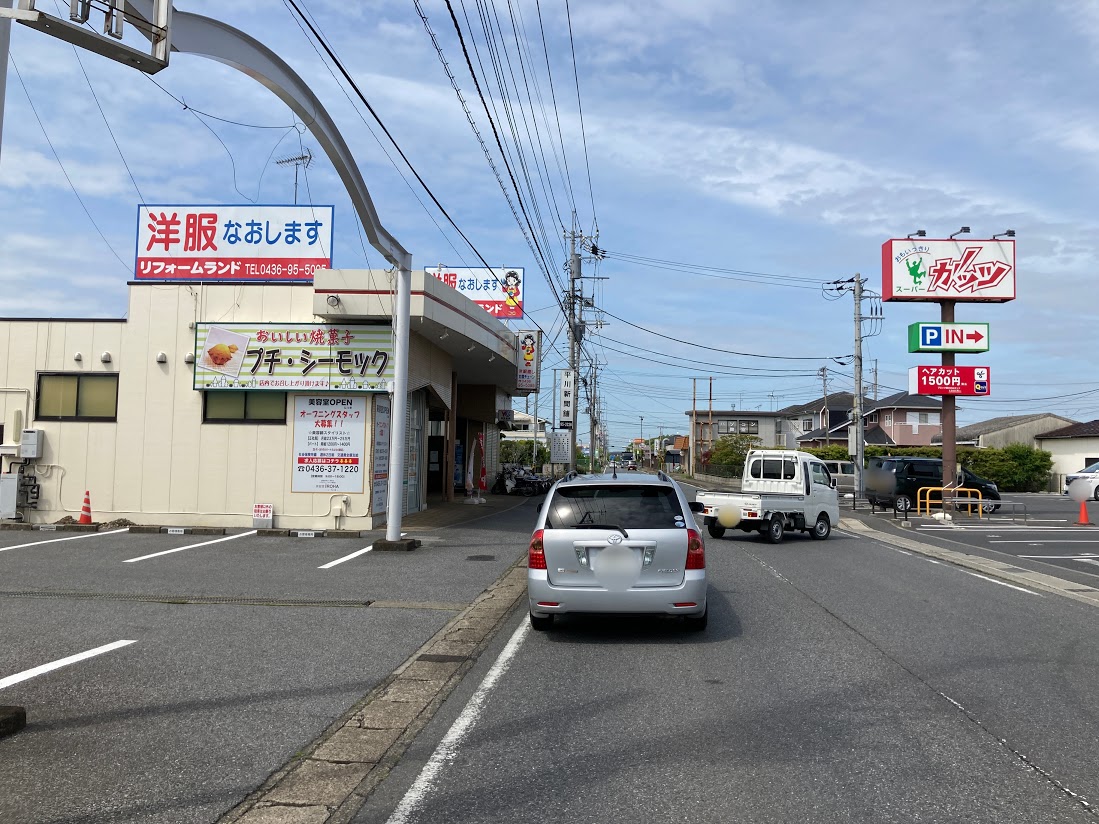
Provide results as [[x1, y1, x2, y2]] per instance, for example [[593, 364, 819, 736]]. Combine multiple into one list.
[[883, 236, 1016, 506]]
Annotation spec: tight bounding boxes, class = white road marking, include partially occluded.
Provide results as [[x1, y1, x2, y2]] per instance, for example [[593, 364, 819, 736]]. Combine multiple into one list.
[[0, 528, 130, 552], [318, 532, 409, 569], [123, 530, 257, 562], [0, 640, 137, 690], [385, 618, 531, 824], [1018, 553, 1099, 559], [319, 545, 373, 569], [964, 571, 1039, 595], [993, 541, 1099, 545], [920, 525, 1099, 532]]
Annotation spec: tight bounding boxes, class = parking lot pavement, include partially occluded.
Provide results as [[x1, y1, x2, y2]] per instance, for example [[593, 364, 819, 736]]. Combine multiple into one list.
[[0, 493, 541, 824]]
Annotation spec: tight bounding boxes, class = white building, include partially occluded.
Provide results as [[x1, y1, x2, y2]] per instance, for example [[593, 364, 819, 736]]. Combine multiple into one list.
[[0, 269, 531, 530]]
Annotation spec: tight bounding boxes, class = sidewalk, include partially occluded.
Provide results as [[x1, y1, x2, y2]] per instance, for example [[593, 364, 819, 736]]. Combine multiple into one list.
[[397, 490, 534, 531]]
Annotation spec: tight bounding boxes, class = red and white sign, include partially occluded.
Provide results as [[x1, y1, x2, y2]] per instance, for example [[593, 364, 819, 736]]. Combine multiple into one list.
[[908, 365, 991, 396], [882, 239, 1015, 302], [516, 330, 541, 392], [136, 205, 334, 282], [426, 266, 524, 318], [252, 503, 273, 520]]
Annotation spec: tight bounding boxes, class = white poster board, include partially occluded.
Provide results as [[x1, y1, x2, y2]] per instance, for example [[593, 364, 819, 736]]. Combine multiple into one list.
[[550, 430, 571, 464], [371, 395, 391, 515], [292, 396, 367, 493]]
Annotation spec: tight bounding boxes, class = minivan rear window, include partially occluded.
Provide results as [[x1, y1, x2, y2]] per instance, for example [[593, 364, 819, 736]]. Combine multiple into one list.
[[546, 486, 683, 530]]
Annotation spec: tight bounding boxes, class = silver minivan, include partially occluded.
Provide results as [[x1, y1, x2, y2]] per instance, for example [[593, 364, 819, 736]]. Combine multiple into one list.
[[527, 470, 708, 631]]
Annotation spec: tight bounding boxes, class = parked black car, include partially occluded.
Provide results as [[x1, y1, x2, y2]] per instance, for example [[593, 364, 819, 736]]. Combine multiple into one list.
[[866, 456, 1001, 513]]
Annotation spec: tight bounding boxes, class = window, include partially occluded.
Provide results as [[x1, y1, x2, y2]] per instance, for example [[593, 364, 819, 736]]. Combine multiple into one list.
[[749, 457, 796, 480], [811, 462, 831, 487], [801, 418, 813, 431], [884, 413, 892, 426], [203, 391, 286, 423], [738, 420, 759, 434], [36, 373, 118, 421], [546, 485, 683, 530], [919, 412, 929, 424], [867, 413, 878, 423]]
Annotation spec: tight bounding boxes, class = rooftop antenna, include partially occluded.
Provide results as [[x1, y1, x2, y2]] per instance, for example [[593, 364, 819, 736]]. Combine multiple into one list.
[[275, 148, 313, 205]]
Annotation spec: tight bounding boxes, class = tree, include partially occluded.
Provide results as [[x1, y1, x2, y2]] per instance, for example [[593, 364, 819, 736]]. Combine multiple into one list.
[[500, 439, 548, 468], [709, 433, 763, 475]]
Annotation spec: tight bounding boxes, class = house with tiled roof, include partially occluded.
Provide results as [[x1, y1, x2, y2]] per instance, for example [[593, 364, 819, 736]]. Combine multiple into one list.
[[784, 391, 943, 449], [931, 413, 1077, 449], [1036, 420, 1099, 476]]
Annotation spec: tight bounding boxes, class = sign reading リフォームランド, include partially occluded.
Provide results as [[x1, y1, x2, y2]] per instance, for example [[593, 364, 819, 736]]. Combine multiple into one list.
[[425, 266, 524, 318], [193, 323, 393, 391], [292, 396, 367, 494], [136, 205, 334, 282]]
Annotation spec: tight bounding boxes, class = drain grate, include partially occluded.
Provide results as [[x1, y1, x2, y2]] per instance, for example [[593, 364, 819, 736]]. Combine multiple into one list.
[[465, 554, 496, 561], [0, 590, 373, 608]]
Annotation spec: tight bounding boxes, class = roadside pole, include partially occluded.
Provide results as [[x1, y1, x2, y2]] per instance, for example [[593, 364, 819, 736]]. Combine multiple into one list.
[[853, 273, 866, 501]]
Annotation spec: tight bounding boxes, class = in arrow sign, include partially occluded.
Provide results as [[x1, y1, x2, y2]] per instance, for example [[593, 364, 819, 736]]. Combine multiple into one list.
[[965, 331, 984, 342]]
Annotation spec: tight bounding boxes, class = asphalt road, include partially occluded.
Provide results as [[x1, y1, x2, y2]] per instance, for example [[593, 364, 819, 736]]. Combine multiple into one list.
[[353, 516, 1099, 823], [0, 510, 535, 824], [6, 492, 1099, 823]]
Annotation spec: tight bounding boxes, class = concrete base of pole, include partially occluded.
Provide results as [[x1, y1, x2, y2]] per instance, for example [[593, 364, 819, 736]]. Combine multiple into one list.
[[374, 538, 421, 552], [0, 706, 27, 738]]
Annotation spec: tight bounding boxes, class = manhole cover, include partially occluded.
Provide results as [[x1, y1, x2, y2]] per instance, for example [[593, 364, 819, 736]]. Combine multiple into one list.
[[466, 554, 496, 561]]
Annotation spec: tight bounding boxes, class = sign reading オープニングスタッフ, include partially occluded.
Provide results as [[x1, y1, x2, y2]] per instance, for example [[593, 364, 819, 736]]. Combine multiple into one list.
[[194, 323, 393, 391], [137, 205, 334, 282], [292, 396, 367, 494]]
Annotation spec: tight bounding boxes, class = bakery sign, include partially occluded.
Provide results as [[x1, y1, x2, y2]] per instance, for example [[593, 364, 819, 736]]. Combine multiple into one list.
[[136, 205, 334, 282], [881, 238, 1015, 302], [193, 323, 393, 391]]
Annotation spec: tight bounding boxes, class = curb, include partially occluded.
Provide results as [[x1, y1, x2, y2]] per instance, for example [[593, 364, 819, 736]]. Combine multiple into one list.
[[0, 523, 34, 531], [217, 555, 529, 824], [840, 517, 1099, 610]]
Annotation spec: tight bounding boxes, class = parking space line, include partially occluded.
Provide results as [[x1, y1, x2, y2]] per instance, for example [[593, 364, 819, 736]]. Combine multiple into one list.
[[319, 544, 373, 569], [318, 532, 408, 569], [0, 528, 130, 552], [0, 640, 136, 690], [123, 530, 257, 563]]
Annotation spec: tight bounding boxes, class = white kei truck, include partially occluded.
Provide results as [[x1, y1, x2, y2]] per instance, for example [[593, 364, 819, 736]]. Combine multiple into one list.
[[696, 450, 840, 543]]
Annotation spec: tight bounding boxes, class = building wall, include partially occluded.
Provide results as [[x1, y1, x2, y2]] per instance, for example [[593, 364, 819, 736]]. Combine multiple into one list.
[[979, 417, 1076, 449], [881, 409, 941, 446], [0, 284, 416, 529], [1036, 439, 1099, 476]]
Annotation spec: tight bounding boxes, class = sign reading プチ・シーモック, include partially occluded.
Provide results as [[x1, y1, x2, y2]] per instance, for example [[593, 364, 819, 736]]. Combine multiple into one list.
[[137, 205, 334, 282], [425, 266, 524, 318], [882, 239, 1015, 302], [194, 323, 393, 391], [292, 396, 367, 494]]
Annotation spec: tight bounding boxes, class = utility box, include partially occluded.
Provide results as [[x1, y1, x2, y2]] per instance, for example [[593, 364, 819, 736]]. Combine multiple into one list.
[[19, 430, 44, 460], [0, 474, 17, 519]]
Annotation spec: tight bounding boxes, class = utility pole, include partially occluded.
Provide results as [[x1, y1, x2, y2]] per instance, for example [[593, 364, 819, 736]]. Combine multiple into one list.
[[873, 359, 879, 402], [568, 227, 581, 473], [852, 273, 866, 499], [691, 378, 698, 475], [588, 358, 600, 472], [708, 377, 714, 460], [819, 366, 829, 440]]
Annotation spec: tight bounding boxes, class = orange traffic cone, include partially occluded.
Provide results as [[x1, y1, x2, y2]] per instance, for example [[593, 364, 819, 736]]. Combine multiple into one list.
[[78, 491, 93, 525], [1076, 499, 1093, 527]]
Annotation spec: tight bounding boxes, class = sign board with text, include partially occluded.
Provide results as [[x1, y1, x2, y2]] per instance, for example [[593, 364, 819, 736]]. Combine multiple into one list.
[[907, 322, 990, 353], [516, 330, 541, 392], [371, 395, 391, 515], [137, 205, 333, 281], [292, 396, 367, 493], [882, 239, 1015, 302], [550, 430, 571, 464], [908, 365, 991, 396], [194, 323, 393, 391], [425, 266, 524, 318], [557, 370, 577, 430]]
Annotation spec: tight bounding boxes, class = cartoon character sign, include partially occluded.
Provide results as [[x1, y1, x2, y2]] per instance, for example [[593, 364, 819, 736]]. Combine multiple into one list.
[[502, 270, 522, 309], [520, 333, 537, 365]]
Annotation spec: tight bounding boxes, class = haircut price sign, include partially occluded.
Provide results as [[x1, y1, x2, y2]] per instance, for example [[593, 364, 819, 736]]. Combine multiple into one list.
[[909, 365, 990, 396]]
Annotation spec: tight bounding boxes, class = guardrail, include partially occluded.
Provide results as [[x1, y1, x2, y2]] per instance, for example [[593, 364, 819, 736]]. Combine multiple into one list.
[[917, 485, 984, 518]]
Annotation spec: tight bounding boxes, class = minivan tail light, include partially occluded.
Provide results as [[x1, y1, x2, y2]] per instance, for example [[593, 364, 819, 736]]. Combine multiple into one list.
[[685, 528, 705, 569], [528, 529, 547, 570]]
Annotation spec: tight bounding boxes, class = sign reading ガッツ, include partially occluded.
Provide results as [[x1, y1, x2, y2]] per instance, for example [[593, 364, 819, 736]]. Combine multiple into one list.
[[137, 205, 334, 282], [882, 239, 1015, 302], [194, 323, 393, 391]]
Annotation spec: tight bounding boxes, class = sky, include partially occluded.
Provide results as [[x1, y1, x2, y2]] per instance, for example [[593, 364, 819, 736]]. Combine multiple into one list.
[[2, 0, 1098, 455]]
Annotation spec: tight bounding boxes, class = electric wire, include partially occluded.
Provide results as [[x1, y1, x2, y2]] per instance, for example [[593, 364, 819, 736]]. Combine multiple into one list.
[[563, 0, 598, 232], [8, 52, 130, 274]]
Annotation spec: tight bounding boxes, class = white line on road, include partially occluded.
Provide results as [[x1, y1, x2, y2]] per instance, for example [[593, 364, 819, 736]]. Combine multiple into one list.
[[318, 532, 408, 569], [964, 571, 1039, 595], [0, 528, 130, 552], [992, 541, 1099, 545], [123, 530, 257, 563], [319, 545, 373, 569], [0, 640, 137, 690], [920, 525, 1099, 532], [1018, 553, 1099, 559], [385, 618, 531, 824]]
